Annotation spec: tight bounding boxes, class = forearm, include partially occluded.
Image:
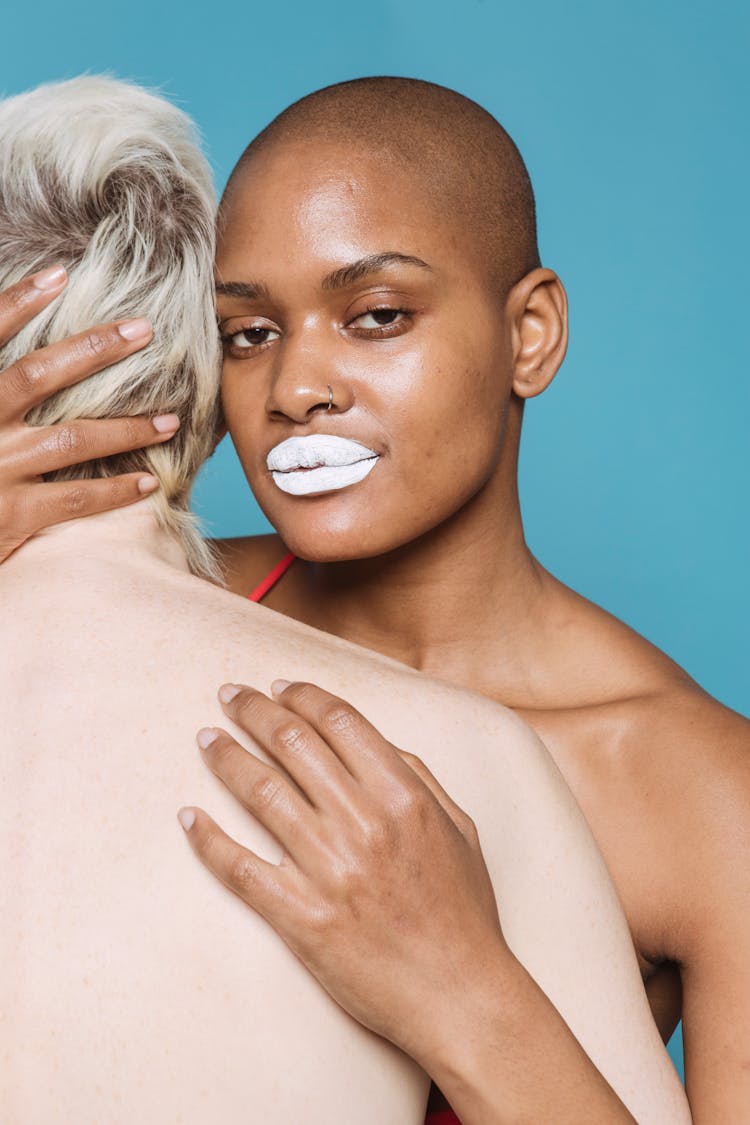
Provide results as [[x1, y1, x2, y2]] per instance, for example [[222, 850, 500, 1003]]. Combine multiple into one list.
[[420, 951, 638, 1125]]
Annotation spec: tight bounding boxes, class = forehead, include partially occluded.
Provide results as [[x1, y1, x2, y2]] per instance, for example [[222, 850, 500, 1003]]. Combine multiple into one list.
[[217, 140, 475, 277]]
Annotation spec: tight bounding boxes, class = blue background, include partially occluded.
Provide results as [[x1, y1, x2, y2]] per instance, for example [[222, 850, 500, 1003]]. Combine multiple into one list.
[[6, 0, 750, 1081]]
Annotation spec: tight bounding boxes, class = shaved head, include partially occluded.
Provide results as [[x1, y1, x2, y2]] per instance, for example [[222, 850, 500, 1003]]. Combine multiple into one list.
[[222, 77, 540, 296]]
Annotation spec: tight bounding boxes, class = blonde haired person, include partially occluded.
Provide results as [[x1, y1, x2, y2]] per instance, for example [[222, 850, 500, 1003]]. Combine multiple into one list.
[[0, 76, 219, 579], [0, 78, 688, 1123]]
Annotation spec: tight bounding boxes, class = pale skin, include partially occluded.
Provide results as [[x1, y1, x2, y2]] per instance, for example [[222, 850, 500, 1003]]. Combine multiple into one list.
[[1, 128, 747, 1120], [1, 502, 686, 1123]]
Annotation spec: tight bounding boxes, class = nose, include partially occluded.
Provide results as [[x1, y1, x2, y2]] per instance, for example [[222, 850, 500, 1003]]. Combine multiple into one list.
[[265, 331, 354, 423]]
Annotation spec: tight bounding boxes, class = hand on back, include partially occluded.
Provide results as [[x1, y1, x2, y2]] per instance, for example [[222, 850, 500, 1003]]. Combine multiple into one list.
[[180, 680, 509, 1068], [0, 267, 180, 562]]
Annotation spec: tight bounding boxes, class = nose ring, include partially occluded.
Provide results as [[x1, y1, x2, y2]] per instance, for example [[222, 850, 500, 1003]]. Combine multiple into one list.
[[327, 384, 334, 412]]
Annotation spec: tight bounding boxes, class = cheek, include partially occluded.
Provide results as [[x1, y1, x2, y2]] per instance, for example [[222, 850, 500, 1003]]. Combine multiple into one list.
[[391, 354, 508, 501]]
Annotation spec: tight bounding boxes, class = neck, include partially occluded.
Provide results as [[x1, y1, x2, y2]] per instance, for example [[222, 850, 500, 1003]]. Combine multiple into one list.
[[293, 456, 554, 700], [5, 504, 191, 578]]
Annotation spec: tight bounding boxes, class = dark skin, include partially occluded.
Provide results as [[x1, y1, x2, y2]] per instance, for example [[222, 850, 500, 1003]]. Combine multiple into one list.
[[0, 266, 175, 562], [1, 270, 672, 1125], [1, 122, 748, 1120], [210, 136, 750, 1119]]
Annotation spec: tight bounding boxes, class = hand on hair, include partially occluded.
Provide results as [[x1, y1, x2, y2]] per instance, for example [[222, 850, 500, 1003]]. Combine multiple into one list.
[[179, 680, 510, 1068], [0, 266, 179, 563]]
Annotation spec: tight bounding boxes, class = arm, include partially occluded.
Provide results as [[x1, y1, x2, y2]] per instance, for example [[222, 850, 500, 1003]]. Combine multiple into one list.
[[0, 267, 178, 561], [180, 681, 689, 1125], [661, 710, 750, 1121]]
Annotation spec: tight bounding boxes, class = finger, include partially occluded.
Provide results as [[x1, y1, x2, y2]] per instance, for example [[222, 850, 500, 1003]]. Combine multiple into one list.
[[195, 726, 318, 857], [396, 749, 479, 839], [266, 680, 411, 784], [217, 685, 357, 809], [0, 265, 68, 346], [18, 473, 161, 534], [0, 317, 152, 425], [16, 413, 180, 476], [177, 806, 294, 924]]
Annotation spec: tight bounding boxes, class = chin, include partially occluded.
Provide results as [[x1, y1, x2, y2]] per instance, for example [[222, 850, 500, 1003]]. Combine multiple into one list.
[[279, 521, 390, 563], [259, 499, 391, 563], [279, 508, 446, 565], [255, 474, 446, 562]]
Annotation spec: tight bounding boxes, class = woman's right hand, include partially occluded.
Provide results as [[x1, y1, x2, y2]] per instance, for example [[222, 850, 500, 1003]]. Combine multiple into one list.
[[0, 265, 181, 563]]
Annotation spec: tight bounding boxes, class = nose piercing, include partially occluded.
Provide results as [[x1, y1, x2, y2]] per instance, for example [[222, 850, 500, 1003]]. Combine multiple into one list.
[[327, 384, 334, 412]]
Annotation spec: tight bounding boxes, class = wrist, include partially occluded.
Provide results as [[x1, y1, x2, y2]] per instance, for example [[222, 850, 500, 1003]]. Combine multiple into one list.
[[420, 945, 523, 1117]]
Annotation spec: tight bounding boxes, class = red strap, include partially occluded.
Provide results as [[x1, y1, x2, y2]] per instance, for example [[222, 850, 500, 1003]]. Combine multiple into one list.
[[424, 1113, 461, 1125], [248, 551, 296, 603]]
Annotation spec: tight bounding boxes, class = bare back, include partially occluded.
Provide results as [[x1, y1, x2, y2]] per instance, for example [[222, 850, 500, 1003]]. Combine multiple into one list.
[[0, 511, 687, 1123]]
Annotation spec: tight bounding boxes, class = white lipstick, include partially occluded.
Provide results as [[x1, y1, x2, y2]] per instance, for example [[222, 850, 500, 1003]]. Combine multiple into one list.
[[266, 435, 379, 497]]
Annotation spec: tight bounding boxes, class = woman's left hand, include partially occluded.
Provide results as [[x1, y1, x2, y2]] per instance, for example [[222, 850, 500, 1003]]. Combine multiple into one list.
[[178, 679, 509, 1066]]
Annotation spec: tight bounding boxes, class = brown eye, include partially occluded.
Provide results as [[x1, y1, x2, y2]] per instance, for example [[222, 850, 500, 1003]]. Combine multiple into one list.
[[229, 326, 280, 349], [353, 308, 408, 329]]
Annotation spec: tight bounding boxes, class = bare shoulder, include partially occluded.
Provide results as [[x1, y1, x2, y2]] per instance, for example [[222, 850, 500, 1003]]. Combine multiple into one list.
[[211, 532, 289, 597], [530, 576, 750, 946], [638, 682, 750, 926], [576, 675, 749, 967]]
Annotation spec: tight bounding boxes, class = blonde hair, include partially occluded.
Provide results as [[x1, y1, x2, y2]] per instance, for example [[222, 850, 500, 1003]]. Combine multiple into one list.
[[0, 76, 221, 580]]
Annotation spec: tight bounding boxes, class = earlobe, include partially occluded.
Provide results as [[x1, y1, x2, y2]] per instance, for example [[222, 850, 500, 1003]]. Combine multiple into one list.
[[508, 268, 568, 400]]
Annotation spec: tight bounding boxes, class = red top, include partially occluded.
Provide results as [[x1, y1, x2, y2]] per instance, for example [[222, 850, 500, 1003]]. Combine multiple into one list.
[[424, 1114, 461, 1125], [247, 551, 296, 603]]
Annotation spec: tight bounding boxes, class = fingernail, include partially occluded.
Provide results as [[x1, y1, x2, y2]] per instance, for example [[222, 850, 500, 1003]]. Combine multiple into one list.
[[197, 727, 219, 750], [178, 808, 196, 831], [271, 679, 291, 696], [218, 683, 242, 704], [118, 317, 152, 341], [33, 264, 67, 291], [137, 475, 159, 495], [152, 413, 180, 434]]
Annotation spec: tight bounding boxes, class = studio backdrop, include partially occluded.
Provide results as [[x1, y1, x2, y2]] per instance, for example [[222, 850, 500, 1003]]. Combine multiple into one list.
[[5, 0, 749, 1082]]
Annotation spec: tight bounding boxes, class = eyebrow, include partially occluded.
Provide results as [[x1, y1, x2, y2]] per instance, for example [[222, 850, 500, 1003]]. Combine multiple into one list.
[[320, 252, 432, 290], [215, 252, 432, 303], [215, 279, 271, 301]]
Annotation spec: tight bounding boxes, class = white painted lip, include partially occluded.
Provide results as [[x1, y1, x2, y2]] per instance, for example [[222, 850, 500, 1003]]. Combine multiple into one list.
[[267, 435, 379, 497]]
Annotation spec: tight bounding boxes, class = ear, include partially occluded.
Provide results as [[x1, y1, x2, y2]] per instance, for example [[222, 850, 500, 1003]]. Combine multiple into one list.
[[506, 267, 568, 399]]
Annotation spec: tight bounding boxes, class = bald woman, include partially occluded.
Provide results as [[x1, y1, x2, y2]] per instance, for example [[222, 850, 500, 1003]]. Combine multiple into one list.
[[2, 77, 748, 1122]]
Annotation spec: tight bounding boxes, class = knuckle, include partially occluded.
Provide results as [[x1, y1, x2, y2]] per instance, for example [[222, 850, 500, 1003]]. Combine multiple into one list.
[[281, 681, 317, 709], [63, 485, 88, 516], [9, 355, 44, 398], [209, 735, 236, 772], [228, 852, 259, 893], [302, 899, 335, 940], [53, 424, 86, 458], [107, 474, 138, 502], [359, 813, 393, 854], [250, 772, 284, 812], [392, 782, 431, 825], [320, 701, 359, 738], [0, 281, 28, 318], [80, 329, 113, 361], [234, 690, 265, 726], [271, 721, 310, 758], [122, 416, 145, 446], [327, 850, 362, 894]]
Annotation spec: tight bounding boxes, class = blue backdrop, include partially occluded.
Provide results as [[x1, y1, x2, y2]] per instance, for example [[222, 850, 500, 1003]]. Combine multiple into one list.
[[6, 0, 750, 1082]]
